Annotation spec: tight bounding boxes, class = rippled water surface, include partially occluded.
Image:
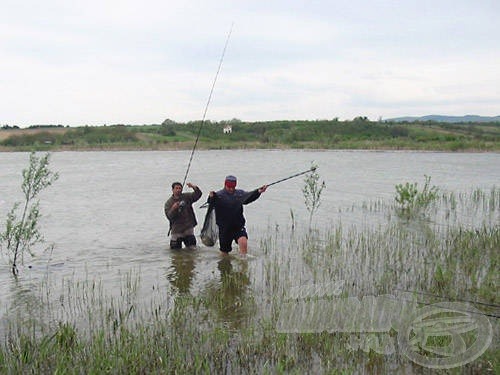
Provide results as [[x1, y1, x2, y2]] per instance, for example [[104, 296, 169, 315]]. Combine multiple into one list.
[[1, 150, 499, 332]]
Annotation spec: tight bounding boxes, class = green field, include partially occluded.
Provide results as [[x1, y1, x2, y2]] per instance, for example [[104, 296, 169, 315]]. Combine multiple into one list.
[[1, 118, 499, 152]]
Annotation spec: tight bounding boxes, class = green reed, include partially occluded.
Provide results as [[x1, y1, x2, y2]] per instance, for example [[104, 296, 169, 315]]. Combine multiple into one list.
[[1, 187, 498, 373]]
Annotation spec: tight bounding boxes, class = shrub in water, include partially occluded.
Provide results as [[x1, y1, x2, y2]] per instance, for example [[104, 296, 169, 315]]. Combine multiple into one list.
[[395, 175, 438, 217], [0, 152, 58, 276]]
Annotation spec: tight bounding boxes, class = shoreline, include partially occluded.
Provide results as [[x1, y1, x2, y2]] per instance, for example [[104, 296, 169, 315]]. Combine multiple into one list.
[[1, 144, 498, 153]]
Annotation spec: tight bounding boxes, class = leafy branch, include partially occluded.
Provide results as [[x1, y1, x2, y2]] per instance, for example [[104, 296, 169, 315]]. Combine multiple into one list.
[[0, 152, 59, 276], [302, 162, 326, 229]]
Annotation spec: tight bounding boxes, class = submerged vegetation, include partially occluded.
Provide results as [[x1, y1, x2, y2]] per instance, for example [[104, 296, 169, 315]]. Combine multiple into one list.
[[1, 118, 499, 151], [1, 185, 498, 373]]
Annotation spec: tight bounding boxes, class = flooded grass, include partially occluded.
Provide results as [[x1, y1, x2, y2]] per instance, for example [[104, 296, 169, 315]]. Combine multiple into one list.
[[1, 188, 498, 373]]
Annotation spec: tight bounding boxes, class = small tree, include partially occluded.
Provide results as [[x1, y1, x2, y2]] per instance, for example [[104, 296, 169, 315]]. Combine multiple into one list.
[[0, 152, 58, 276], [302, 163, 326, 229]]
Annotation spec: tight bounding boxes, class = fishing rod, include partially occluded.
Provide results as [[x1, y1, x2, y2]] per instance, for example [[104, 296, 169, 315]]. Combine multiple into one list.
[[199, 166, 317, 208], [182, 23, 234, 186], [239, 167, 317, 204], [266, 166, 317, 187]]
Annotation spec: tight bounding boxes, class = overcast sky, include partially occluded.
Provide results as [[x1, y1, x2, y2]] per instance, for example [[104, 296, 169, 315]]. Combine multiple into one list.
[[1, 0, 499, 126]]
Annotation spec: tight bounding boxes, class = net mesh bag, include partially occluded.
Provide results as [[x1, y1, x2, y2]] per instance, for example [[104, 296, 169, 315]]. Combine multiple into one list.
[[200, 203, 218, 247]]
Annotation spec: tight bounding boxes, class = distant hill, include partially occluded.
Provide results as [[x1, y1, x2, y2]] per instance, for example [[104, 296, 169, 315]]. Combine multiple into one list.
[[386, 115, 500, 123]]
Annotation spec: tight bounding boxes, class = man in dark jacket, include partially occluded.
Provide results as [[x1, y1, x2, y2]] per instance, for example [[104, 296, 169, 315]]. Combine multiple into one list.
[[165, 182, 202, 249], [208, 175, 267, 255]]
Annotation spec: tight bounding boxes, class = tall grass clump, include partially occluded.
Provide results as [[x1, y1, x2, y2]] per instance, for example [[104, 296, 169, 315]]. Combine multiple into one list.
[[1, 186, 498, 373], [0, 152, 58, 276], [1, 267, 360, 373]]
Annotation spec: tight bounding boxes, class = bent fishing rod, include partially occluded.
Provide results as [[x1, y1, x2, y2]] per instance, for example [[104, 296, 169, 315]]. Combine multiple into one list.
[[182, 23, 234, 187]]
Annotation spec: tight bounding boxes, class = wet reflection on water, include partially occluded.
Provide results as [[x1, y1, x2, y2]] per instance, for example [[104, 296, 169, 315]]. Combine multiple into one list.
[[203, 256, 253, 329], [164, 248, 255, 328], [166, 250, 196, 294]]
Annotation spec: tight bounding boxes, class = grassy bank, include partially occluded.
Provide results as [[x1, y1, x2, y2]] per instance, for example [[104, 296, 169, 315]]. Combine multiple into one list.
[[1, 119, 499, 152], [1, 187, 498, 373]]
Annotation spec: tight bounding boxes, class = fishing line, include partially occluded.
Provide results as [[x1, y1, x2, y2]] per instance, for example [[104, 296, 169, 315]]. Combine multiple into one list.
[[182, 23, 233, 187], [376, 295, 500, 319], [396, 288, 500, 309]]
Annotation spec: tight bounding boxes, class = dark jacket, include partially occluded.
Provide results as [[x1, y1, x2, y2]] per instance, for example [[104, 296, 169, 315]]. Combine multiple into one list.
[[207, 188, 260, 228], [165, 187, 202, 234]]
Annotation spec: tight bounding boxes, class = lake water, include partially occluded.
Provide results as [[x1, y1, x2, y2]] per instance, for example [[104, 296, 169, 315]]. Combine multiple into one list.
[[1, 150, 499, 339]]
